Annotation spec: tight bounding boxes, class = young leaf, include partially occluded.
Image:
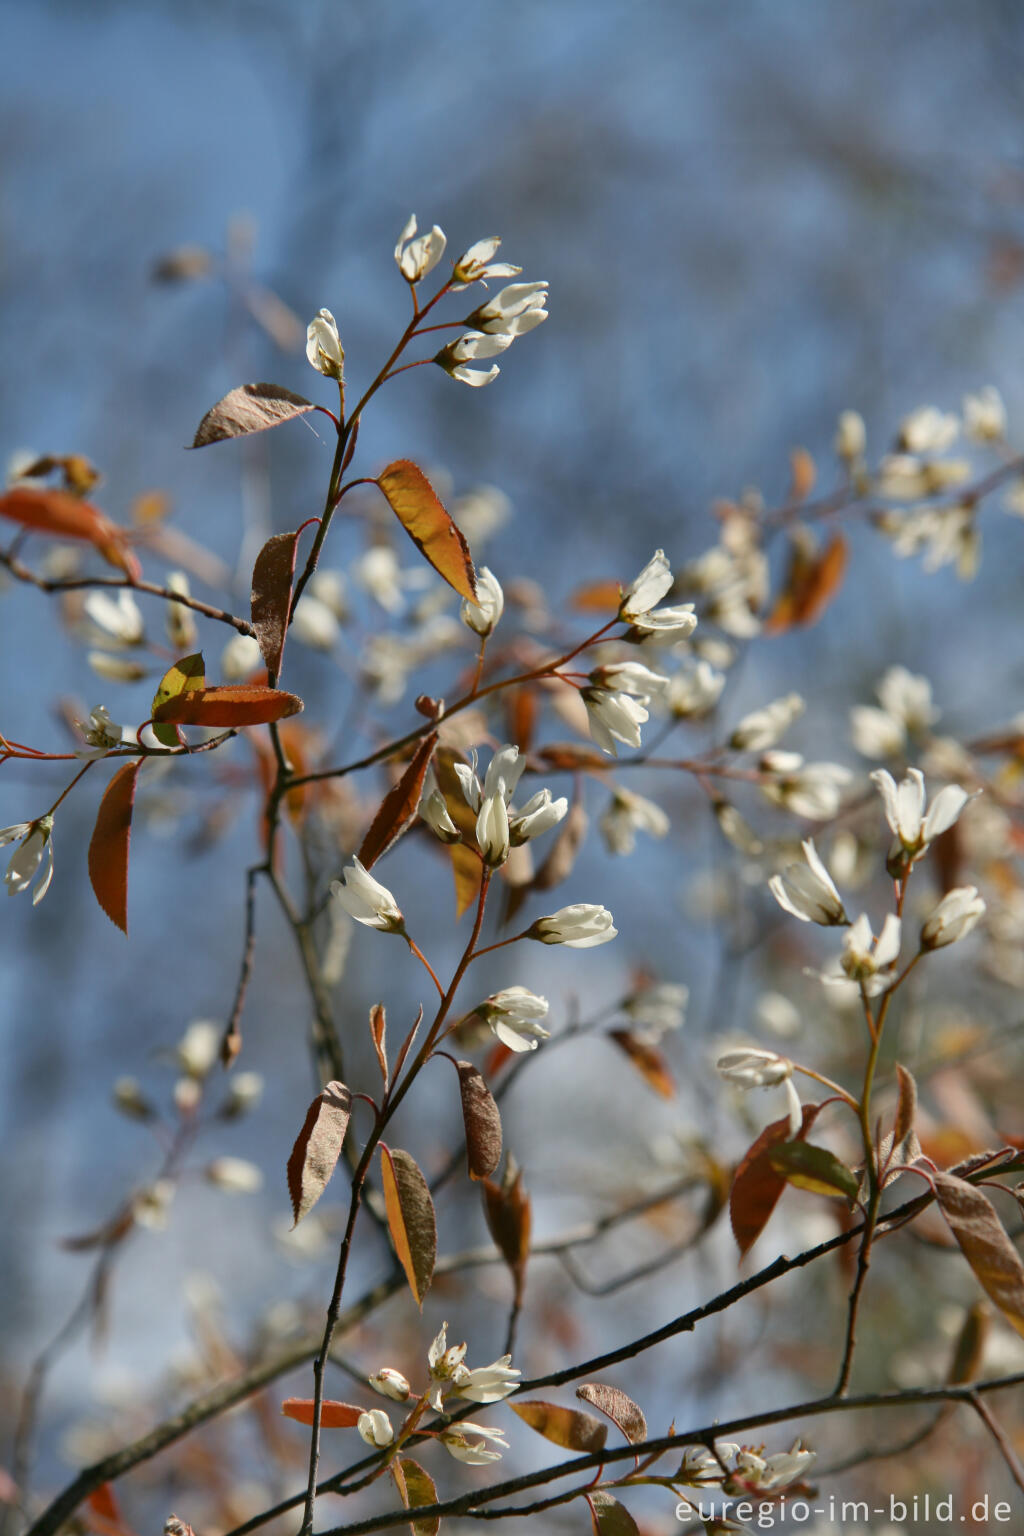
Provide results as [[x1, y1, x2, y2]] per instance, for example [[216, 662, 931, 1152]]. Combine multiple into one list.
[[765, 530, 848, 633], [281, 1398, 363, 1428], [153, 684, 303, 728], [0, 486, 140, 579], [251, 529, 300, 677], [376, 460, 477, 602], [483, 1165, 532, 1303], [570, 578, 624, 614], [191, 383, 316, 447], [358, 732, 438, 870], [369, 1003, 389, 1091], [933, 1170, 1024, 1338], [729, 1104, 821, 1256], [286, 1081, 351, 1226], [456, 1060, 502, 1180], [510, 1400, 607, 1453], [576, 1383, 647, 1446], [607, 1029, 675, 1099], [381, 1146, 437, 1307], [88, 760, 144, 934], [587, 1491, 641, 1536], [391, 1458, 439, 1536], [894, 1063, 918, 1146], [151, 652, 205, 747], [768, 1141, 860, 1201], [534, 799, 588, 891]]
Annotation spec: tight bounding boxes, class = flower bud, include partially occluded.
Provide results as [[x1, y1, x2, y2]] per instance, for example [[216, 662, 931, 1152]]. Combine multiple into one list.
[[368, 1368, 411, 1402], [306, 308, 344, 380], [920, 886, 986, 950], [356, 1408, 394, 1447], [460, 566, 504, 637]]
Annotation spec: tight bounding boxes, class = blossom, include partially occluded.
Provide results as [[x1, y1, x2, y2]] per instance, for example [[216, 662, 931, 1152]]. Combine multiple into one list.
[[440, 1422, 509, 1464], [467, 281, 548, 336], [529, 904, 617, 948], [622, 981, 688, 1040], [84, 589, 145, 646], [473, 986, 551, 1053], [814, 913, 902, 997], [453, 745, 564, 864], [368, 1368, 411, 1402], [620, 549, 673, 620], [331, 858, 404, 933], [131, 1178, 176, 1230], [476, 790, 511, 866], [769, 840, 847, 926], [356, 1409, 394, 1448], [921, 886, 986, 950], [508, 789, 567, 844], [3, 817, 55, 905], [291, 595, 340, 650], [870, 767, 972, 863], [419, 789, 461, 844], [461, 566, 504, 637], [725, 1441, 816, 1495], [665, 660, 725, 719], [835, 409, 866, 464], [850, 704, 906, 760], [394, 215, 446, 284], [177, 1020, 221, 1078], [457, 1354, 521, 1403], [583, 686, 650, 756], [220, 633, 262, 680], [224, 1071, 264, 1116], [452, 236, 522, 287], [204, 1157, 263, 1194], [716, 1048, 801, 1137], [759, 753, 852, 820], [435, 330, 514, 389], [851, 666, 938, 760], [427, 1321, 467, 1409], [589, 661, 669, 699], [730, 693, 804, 751], [165, 572, 198, 650], [305, 308, 344, 380], [963, 385, 1006, 443], [600, 787, 669, 855], [899, 404, 959, 455], [75, 705, 128, 752]]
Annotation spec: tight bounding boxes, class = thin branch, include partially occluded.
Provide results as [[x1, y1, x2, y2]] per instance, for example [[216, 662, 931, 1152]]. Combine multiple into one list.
[[0, 551, 255, 635]]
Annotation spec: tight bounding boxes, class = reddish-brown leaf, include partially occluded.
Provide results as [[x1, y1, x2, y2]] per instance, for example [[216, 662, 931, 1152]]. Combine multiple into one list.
[[391, 1458, 439, 1536], [358, 733, 438, 870], [729, 1104, 822, 1256], [765, 531, 847, 633], [88, 761, 144, 934], [191, 383, 316, 447], [933, 1171, 1024, 1338], [286, 1081, 351, 1226], [376, 460, 477, 602], [456, 1060, 502, 1180], [369, 1003, 389, 1091], [381, 1146, 436, 1308], [251, 530, 299, 677], [894, 1063, 918, 1146], [86, 1487, 121, 1526], [153, 684, 303, 727], [0, 487, 140, 579], [61, 1208, 135, 1252], [569, 578, 624, 613], [482, 1166, 531, 1304], [534, 799, 588, 891], [576, 1383, 647, 1445], [608, 1030, 675, 1099], [281, 1398, 363, 1428], [587, 1491, 641, 1536], [537, 741, 609, 772], [510, 1400, 608, 1453]]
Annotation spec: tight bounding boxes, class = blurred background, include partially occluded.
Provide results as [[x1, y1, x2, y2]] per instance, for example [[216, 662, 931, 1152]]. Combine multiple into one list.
[[3, 1, 1024, 1530]]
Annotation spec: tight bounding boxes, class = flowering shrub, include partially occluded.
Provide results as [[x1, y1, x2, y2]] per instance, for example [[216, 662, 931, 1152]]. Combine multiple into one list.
[[3, 215, 1024, 1536]]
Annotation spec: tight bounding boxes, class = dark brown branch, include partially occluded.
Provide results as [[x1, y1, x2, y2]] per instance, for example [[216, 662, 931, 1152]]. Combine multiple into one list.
[[0, 551, 255, 635]]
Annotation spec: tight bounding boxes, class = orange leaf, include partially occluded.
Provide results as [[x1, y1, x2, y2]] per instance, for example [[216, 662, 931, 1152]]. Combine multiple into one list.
[[510, 1399, 607, 1453], [608, 1030, 675, 1099], [251, 530, 299, 678], [376, 461, 477, 602], [381, 1146, 436, 1308], [0, 487, 140, 579], [729, 1104, 821, 1256], [88, 761, 143, 934], [433, 748, 482, 919], [369, 1003, 389, 1091], [281, 1398, 363, 1428], [286, 1081, 351, 1226], [358, 733, 438, 870], [569, 578, 623, 614], [765, 531, 847, 633], [788, 446, 817, 502], [456, 1060, 502, 1180], [153, 685, 303, 727]]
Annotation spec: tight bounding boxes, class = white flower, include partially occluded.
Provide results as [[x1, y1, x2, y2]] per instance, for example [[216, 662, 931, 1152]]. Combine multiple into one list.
[[420, 789, 461, 844], [457, 1354, 521, 1403], [727, 1441, 816, 1494], [368, 1368, 411, 1402], [590, 661, 669, 699], [76, 705, 129, 752], [394, 215, 446, 284], [717, 1048, 802, 1137], [899, 404, 959, 455], [629, 604, 697, 637], [331, 858, 404, 933], [963, 386, 1006, 443], [440, 1422, 509, 1465], [461, 566, 504, 637], [666, 660, 725, 719], [221, 633, 262, 680], [87, 652, 149, 683], [760, 754, 852, 821], [835, 409, 866, 464], [3, 817, 55, 905], [476, 791, 511, 867], [730, 693, 804, 751], [467, 281, 548, 336], [307, 568, 349, 621], [165, 572, 198, 650], [224, 1071, 264, 1116], [356, 1409, 394, 1448], [112, 1077, 153, 1120], [870, 767, 972, 862], [850, 704, 906, 760], [529, 904, 617, 948], [622, 981, 688, 1039], [815, 913, 902, 997], [131, 1178, 176, 1231], [769, 840, 847, 926], [453, 745, 543, 864], [921, 886, 986, 950], [452, 236, 522, 287], [205, 1157, 263, 1194], [600, 787, 669, 855], [353, 546, 407, 614], [620, 549, 673, 620], [291, 594, 340, 650], [876, 666, 938, 733], [439, 330, 515, 365], [475, 986, 551, 1053], [583, 687, 650, 756], [84, 589, 145, 646], [305, 308, 344, 380], [508, 789, 567, 844], [177, 1020, 221, 1078]]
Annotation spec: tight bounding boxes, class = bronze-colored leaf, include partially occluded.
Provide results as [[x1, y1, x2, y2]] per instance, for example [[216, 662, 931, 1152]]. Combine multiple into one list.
[[281, 1398, 363, 1428], [358, 732, 438, 870], [433, 747, 482, 919], [286, 1081, 351, 1226], [376, 460, 477, 602], [608, 1030, 675, 1099], [765, 530, 847, 633], [510, 1399, 607, 1453], [153, 684, 303, 727], [381, 1146, 437, 1308], [569, 579, 624, 613], [768, 1141, 859, 1201], [576, 1383, 647, 1445], [933, 1170, 1024, 1338], [729, 1105, 821, 1256], [894, 1063, 918, 1147], [0, 486, 140, 579], [391, 1458, 439, 1536], [482, 1164, 531, 1304], [456, 1060, 502, 1180], [88, 761, 144, 934], [788, 446, 817, 502], [947, 1300, 990, 1385], [191, 383, 316, 448], [587, 1491, 640, 1536], [251, 530, 299, 677], [369, 1003, 388, 1091]]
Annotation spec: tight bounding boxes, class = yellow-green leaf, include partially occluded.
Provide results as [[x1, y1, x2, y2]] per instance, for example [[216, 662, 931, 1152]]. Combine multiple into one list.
[[151, 652, 205, 747]]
